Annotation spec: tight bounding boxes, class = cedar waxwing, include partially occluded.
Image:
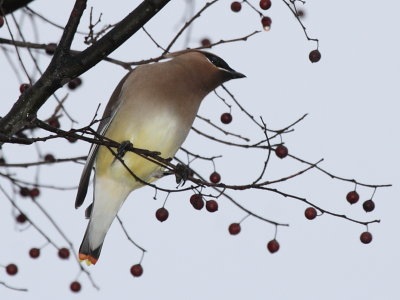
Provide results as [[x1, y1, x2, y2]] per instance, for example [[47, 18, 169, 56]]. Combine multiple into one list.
[[75, 50, 245, 265]]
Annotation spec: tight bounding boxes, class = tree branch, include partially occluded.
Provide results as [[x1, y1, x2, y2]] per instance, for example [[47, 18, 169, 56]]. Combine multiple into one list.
[[0, 0, 171, 143], [0, 0, 34, 15]]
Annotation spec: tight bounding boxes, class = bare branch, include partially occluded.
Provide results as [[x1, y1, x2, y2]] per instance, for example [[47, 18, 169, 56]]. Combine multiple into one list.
[[0, 0, 171, 141], [196, 114, 250, 142], [25, 6, 87, 34], [0, 0, 34, 15], [163, 0, 219, 54], [290, 153, 392, 188], [0, 156, 86, 168], [0, 281, 28, 292], [116, 215, 147, 252]]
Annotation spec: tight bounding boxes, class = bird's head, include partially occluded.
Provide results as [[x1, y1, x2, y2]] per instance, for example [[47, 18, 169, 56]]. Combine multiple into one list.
[[169, 50, 245, 92]]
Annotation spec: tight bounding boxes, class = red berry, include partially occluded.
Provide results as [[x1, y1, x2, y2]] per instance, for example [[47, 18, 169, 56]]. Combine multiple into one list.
[[0, 16, 4, 28], [275, 145, 288, 158], [44, 154, 55, 162], [220, 112, 232, 124], [261, 16, 272, 30], [346, 191, 359, 205], [267, 239, 280, 253], [130, 264, 143, 277], [363, 200, 375, 212], [228, 223, 241, 235], [20, 187, 30, 197], [296, 9, 305, 18], [209, 172, 221, 184], [16, 213, 27, 223], [70, 281, 81, 292], [190, 194, 204, 210], [45, 43, 57, 55], [259, 0, 271, 10], [58, 247, 70, 259], [155, 207, 169, 222], [29, 248, 40, 258], [360, 232, 372, 244], [19, 83, 31, 93], [304, 207, 317, 220], [6, 263, 18, 275], [201, 38, 211, 47], [30, 187, 40, 198], [309, 49, 321, 63], [206, 200, 218, 212], [231, 1, 241, 12], [68, 77, 82, 90], [48, 117, 60, 128]]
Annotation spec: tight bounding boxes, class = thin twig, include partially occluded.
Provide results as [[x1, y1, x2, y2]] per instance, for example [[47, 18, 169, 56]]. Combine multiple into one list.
[[191, 126, 271, 149], [0, 185, 59, 248], [142, 26, 166, 51], [116, 215, 147, 252], [251, 117, 272, 184], [260, 186, 380, 226], [221, 84, 263, 129], [289, 153, 392, 188], [24, 7, 88, 35], [0, 13, 32, 83], [193, 30, 261, 51], [0, 172, 79, 190], [196, 115, 250, 142], [281, 0, 319, 47], [0, 156, 86, 168], [0, 281, 28, 292], [163, 0, 219, 54], [180, 147, 222, 161], [31, 197, 99, 290], [174, 156, 289, 226]]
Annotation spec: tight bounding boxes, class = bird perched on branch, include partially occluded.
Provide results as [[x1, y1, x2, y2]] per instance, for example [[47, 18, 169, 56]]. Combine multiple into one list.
[[75, 50, 245, 265]]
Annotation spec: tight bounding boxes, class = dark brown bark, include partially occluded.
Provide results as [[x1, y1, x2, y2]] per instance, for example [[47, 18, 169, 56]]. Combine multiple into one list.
[[0, 0, 34, 15], [0, 0, 171, 142]]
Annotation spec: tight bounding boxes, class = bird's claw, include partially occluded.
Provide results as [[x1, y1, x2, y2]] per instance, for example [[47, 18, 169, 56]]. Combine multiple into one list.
[[174, 163, 194, 185], [117, 140, 133, 159]]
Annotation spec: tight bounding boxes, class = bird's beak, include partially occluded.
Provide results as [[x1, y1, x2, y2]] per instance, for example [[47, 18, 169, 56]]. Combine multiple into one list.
[[228, 70, 246, 79]]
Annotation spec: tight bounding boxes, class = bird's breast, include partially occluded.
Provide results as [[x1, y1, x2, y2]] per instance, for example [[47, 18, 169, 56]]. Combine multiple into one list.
[[95, 103, 192, 189]]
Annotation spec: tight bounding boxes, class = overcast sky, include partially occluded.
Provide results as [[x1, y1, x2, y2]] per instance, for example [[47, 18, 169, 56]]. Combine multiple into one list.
[[1, 1, 399, 299]]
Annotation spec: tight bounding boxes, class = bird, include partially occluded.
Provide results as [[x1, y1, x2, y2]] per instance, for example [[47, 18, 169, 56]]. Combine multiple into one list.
[[75, 50, 245, 265]]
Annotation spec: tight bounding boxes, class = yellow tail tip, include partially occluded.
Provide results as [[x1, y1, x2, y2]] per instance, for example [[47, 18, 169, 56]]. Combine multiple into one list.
[[79, 253, 98, 265]]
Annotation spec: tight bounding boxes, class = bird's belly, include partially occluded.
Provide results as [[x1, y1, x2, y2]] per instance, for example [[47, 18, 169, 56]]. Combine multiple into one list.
[[95, 111, 188, 189]]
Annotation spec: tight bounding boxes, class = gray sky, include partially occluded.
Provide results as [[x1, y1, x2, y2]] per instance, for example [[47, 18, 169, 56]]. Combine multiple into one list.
[[1, 0, 399, 299]]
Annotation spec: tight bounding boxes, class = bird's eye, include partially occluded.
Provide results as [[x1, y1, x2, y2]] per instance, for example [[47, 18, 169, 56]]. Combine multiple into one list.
[[208, 56, 218, 64]]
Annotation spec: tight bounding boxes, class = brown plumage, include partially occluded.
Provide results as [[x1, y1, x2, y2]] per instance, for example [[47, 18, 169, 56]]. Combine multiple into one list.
[[76, 50, 245, 265]]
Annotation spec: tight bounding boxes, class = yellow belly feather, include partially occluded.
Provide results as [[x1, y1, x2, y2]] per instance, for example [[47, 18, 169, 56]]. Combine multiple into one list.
[[95, 110, 185, 190]]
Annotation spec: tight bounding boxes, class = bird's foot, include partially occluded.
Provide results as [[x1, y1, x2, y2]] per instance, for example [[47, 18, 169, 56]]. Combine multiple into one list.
[[117, 140, 133, 159], [173, 163, 194, 185]]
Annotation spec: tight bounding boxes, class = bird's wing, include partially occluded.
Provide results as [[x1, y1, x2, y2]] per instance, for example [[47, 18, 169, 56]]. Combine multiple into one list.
[[75, 71, 133, 208]]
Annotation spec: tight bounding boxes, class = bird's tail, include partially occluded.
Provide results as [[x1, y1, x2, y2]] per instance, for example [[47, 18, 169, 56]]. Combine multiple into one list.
[[78, 176, 131, 265], [78, 225, 104, 265]]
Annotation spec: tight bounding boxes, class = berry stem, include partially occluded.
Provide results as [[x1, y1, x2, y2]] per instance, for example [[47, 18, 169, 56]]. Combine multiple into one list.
[[242, 0, 263, 17], [239, 214, 251, 224], [370, 187, 377, 199], [162, 192, 170, 207], [139, 250, 146, 264], [273, 225, 278, 240], [280, 0, 319, 47]]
